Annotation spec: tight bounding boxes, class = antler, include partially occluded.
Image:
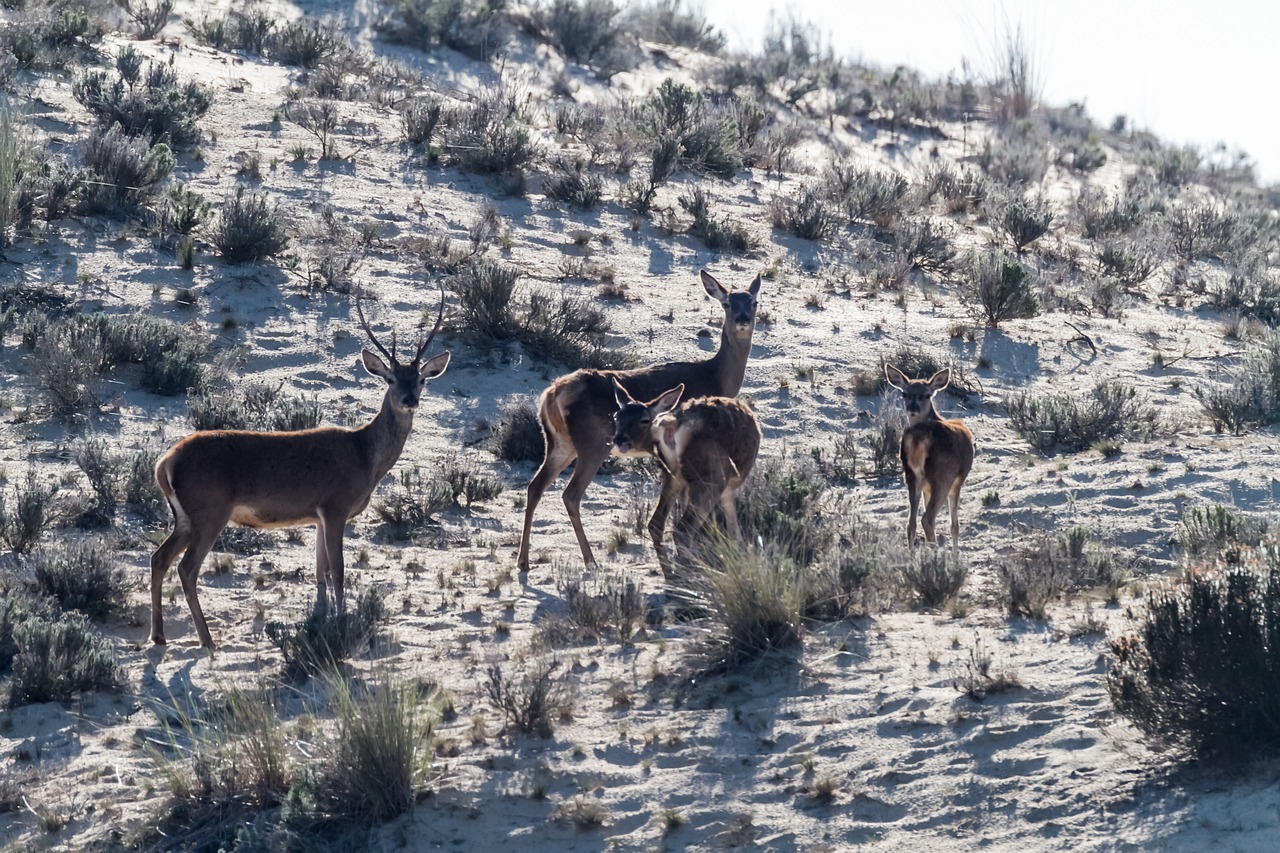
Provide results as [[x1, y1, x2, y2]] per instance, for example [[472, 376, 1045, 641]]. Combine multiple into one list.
[[412, 282, 446, 366], [355, 287, 397, 365]]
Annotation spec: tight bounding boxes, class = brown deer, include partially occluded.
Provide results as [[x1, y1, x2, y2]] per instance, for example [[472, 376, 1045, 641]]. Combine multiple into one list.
[[516, 269, 762, 571], [149, 292, 451, 648], [611, 381, 761, 572], [884, 365, 974, 550]]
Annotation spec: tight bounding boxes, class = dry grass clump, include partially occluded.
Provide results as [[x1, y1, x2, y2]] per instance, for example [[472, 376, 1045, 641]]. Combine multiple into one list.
[[561, 571, 645, 643], [673, 537, 806, 669], [375, 455, 502, 539], [900, 548, 968, 610], [998, 528, 1127, 617], [953, 632, 1021, 700], [485, 656, 570, 737]]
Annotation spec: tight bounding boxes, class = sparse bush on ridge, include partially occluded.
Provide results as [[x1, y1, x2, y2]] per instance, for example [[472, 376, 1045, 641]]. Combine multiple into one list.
[[381, 0, 508, 60], [623, 0, 724, 52], [188, 6, 276, 54], [640, 79, 743, 179], [976, 133, 1048, 186]]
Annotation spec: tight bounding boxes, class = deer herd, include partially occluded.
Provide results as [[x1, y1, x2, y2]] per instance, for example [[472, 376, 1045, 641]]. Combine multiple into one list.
[[148, 270, 976, 648]]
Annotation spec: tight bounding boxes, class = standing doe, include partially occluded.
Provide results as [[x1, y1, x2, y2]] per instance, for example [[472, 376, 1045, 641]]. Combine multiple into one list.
[[885, 365, 974, 550], [611, 381, 761, 573], [516, 269, 762, 571], [150, 291, 450, 648]]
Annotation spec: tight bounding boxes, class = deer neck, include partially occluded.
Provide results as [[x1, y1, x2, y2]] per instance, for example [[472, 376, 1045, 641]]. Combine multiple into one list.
[[363, 394, 416, 481], [707, 325, 752, 397]]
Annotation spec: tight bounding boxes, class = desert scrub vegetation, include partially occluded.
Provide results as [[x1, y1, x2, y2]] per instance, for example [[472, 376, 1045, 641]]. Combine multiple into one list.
[[73, 46, 212, 144], [623, 0, 724, 51], [638, 79, 744, 179], [770, 184, 840, 241], [265, 587, 388, 679], [1006, 380, 1158, 453], [142, 672, 436, 850], [73, 437, 164, 525], [448, 257, 613, 368], [998, 529, 1126, 618], [0, 468, 61, 554], [374, 455, 502, 540], [679, 186, 754, 253], [0, 580, 121, 708], [1196, 332, 1280, 434], [899, 548, 968, 609], [486, 656, 570, 737], [957, 248, 1040, 327], [560, 571, 645, 644], [380, 0, 508, 60], [26, 539, 129, 619], [675, 537, 805, 668], [989, 189, 1054, 252], [489, 398, 544, 463], [210, 186, 289, 264], [78, 123, 174, 214], [187, 382, 322, 432], [1175, 503, 1269, 562], [25, 311, 210, 415], [188, 5, 276, 54], [542, 157, 603, 211], [1108, 541, 1280, 759], [439, 84, 538, 185]]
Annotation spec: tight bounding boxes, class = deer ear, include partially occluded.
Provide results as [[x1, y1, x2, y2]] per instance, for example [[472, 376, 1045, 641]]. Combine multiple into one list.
[[653, 384, 683, 413], [363, 349, 393, 380], [613, 378, 635, 409], [884, 364, 909, 391], [748, 273, 762, 297], [700, 270, 730, 305], [927, 368, 951, 393], [419, 351, 450, 380]]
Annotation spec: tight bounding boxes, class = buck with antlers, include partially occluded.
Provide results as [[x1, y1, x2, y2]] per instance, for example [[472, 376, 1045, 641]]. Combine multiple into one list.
[[611, 381, 761, 572], [516, 269, 762, 571], [884, 365, 974, 551], [150, 291, 450, 648]]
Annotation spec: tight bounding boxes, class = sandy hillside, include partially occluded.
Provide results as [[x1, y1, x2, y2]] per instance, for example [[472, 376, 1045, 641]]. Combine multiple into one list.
[[0, 1, 1278, 850]]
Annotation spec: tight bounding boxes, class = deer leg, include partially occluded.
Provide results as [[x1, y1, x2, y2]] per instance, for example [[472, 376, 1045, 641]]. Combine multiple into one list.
[[674, 484, 716, 568], [318, 511, 347, 614], [313, 523, 331, 615], [562, 443, 611, 570], [949, 476, 966, 552], [922, 481, 947, 546], [173, 514, 229, 649], [517, 440, 576, 571], [903, 467, 922, 546], [150, 520, 192, 645], [647, 473, 680, 573], [720, 487, 744, 543]]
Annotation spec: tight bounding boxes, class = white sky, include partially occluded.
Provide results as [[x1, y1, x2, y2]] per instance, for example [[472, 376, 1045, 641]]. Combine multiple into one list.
[[696, 0, 1280, 183]]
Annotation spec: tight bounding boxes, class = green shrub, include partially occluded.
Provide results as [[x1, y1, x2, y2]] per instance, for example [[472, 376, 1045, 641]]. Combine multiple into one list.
[[542, 158, 603, 210], [27, 539, 128, 620], [381, 0, 506, 59], [770, 184, 839, 241], [538, 0, 624, 66], [990, 190, 1053, 252], [7, 613, 121, 706], [373, 465, 456, 540], [901, 548, 967, 609], [1176, 503, 1268, 561], [958, 248, 1039, 327], [0, 468, 60, 554], [211, 186, 289, 264], [268, 19, 350, 69], [265, 587, 387, 679], [187, 383, 322, 432], [73, 48, 211, 143], [79, 123, 174, 213], [1108, 542, 1280, 758], [1007, 380, 1156, 453]]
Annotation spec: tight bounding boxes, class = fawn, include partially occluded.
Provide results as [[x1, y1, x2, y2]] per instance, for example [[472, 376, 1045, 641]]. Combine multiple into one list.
[[885, 365, 974, 550]]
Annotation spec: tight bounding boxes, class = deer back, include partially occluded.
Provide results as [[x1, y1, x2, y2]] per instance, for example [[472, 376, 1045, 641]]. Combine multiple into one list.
[[652, 397, 761, 491], [158, 426, 383, 524]]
